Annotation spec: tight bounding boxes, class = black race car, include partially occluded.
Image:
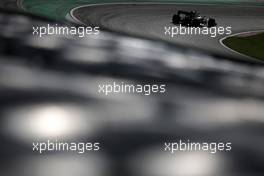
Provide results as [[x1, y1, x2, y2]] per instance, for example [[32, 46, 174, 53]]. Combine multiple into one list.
[[172, 10, 217, 28]]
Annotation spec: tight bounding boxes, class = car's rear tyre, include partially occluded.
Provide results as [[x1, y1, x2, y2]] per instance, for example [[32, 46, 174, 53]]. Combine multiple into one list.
[[208, 18, 217, 28], [172, 15, 180, 24]]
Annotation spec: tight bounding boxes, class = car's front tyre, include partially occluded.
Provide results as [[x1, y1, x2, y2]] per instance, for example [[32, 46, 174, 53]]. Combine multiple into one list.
[[208, 18, 217, 28], [172, 14, 180, 24]]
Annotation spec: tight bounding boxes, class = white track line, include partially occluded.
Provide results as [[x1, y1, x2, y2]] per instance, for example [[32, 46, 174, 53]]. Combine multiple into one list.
[[70, 3, 264, 61], [16, 0, 26, 11], [69, 1, 264, 22], [69, 2, 242, 24]]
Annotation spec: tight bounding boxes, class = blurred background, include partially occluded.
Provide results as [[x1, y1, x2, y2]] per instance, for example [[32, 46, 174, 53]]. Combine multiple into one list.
[[0, 1, 264, 176]]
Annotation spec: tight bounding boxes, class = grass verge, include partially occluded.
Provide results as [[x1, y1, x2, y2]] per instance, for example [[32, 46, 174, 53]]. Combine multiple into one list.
[[223, 33, 264, 61]]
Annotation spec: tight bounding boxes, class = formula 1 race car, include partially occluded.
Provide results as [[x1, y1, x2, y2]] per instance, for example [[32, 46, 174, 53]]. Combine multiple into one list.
[[172, 10, 217, 28]]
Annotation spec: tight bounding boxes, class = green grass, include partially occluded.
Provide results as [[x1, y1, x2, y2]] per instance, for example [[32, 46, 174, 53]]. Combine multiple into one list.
[[223, 33, 264, 61]]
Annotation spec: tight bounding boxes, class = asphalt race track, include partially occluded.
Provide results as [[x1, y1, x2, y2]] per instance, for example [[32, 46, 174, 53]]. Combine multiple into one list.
[[0, 0, 18, 9], [72, 4, 264, 58]]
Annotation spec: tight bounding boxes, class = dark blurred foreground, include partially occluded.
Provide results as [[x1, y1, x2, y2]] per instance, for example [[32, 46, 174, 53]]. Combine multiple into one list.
[[0, 9, 264, 176]]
